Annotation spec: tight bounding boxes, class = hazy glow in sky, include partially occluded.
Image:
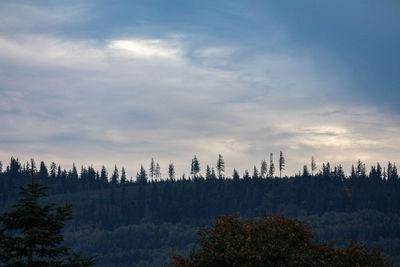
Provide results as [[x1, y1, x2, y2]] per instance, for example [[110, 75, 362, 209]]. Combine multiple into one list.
[[0, 0, 399, 178]]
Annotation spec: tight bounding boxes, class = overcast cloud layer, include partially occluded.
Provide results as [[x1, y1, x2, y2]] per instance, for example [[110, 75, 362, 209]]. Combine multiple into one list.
[[1, 0, 400, 177]]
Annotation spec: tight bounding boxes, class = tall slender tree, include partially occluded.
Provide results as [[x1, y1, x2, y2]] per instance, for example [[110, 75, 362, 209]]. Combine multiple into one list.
[[205, 165, 212, 180], [155, 162, 161, 180], [279, 151, 285, 178], [149, 158, 155, 181], [111, 165, 119, 185], [120, 167, 127, 185], [269, 153, 275, 178], [260, 159, 268, 178], [311, 156, 316, 176], [216, 154, 225, 179], [168, 162, 175, 181], [191, 156, 200, 178], [252, 166, 259, 179]]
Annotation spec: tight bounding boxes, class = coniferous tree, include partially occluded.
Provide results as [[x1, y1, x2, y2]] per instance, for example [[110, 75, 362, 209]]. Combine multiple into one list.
[[149, 158, 155, 181], [155, 163, 161, 181], [269, 153, 275, 178], [252, 166, 259, 179], [205, 165, 212, 180], [0, 159, 94, 266], [71, 164, 78, 181], [100, 165, 108, 186], [191, 156, 200, 178], [377, 163, 382, 180], [49, 162, 57, 179], [9, 157, 21, 175], [243, 169, 250, 180], [216, 154, 225, 179], [120, 167, 127, 185], [211, 168, 217, 180], [260, 159, 267, 178], [351, 164, 356, 179], [137, 165, 147, 184], [111, 165, 119, 185], [232, 169, 240, 181], [302, 165, 310, 177], [311, 156, 316, 176], [39, 161, 48, 179], [168, 162, 175, 181], [0, 161, 2, 173], [279, 151, 285, 178], [356, 160, 366, 178]]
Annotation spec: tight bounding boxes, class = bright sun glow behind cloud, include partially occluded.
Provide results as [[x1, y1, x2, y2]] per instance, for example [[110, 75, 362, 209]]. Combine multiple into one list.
[[109, 39, 181, 59]]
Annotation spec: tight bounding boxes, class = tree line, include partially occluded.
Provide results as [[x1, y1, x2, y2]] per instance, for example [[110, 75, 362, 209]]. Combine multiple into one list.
[[0, 153, 398, 203], [0, 155, 399, 265]]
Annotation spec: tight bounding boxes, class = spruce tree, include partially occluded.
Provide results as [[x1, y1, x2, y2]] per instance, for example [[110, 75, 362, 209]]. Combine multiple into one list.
[[260, 159, 267, 178], [111, 165, 119, 185], [269, 153, 275, 178], [311, 156, 316, 176], [168, 162, 175, 181], [149, 158, 155, 181], [0, 159, 94, 266], [155, 162, 161, 180], [137, 165, 148, 184], [279, 151, 285, 178], [191, 156, 200, 178], [232, 169, 240, 181], [120, 167, 127, 185], [216, 154, 225, 179]]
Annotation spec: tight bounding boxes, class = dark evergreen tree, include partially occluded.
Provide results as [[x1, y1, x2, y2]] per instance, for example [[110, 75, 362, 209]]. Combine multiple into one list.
[[243, 170, 250, 180], [155, 163, 161, 180], [137, 165, 147, 184], [260, 159, 267, 178], [311, 156, 317, 176], [191, 156, 200, 178], [269, 153, 275, 178], [9, 157, 21, 175], [377, 163, 382, 180], [111, 165, 119, 185], [100, 165, 108, 186], [0, 160, 94, 266], [252, 166, 259, 179], [232, 169, 240, 181], [149, 158, 155, 181], [38, 161, 49, 179], [120, 167, 127, 185], [216, 154, 225, 179], [49, 162, 57, 179], [211, 167, 217, 180], [279, 151, 285, 178], [168, 162, 175, 181], [205, 165, 212, 180], [303, 165, 310, 177]]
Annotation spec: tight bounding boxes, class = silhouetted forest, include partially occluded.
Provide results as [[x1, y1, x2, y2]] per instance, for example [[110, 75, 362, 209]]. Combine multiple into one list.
[[0, 156, 399, 266]]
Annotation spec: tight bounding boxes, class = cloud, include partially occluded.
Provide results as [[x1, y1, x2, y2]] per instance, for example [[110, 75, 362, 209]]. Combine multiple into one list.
[[109, 39, 182, 59], [1, 1, 399, 178]]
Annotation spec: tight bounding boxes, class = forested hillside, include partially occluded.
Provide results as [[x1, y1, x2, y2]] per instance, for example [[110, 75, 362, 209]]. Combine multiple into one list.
[[0, 157, 399, 266]]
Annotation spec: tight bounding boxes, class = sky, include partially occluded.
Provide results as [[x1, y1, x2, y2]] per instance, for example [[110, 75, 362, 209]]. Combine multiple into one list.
[[0, 0, 400, 178]]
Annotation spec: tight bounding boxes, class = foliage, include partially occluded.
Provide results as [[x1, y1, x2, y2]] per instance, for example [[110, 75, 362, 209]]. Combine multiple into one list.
[[0, 163, 94, 266], [0, 157, 400, 265], [169, 214, 389, 267]]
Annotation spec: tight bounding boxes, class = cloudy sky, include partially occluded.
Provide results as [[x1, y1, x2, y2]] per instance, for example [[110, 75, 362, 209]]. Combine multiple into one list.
[[1, 0, 400, 178]]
